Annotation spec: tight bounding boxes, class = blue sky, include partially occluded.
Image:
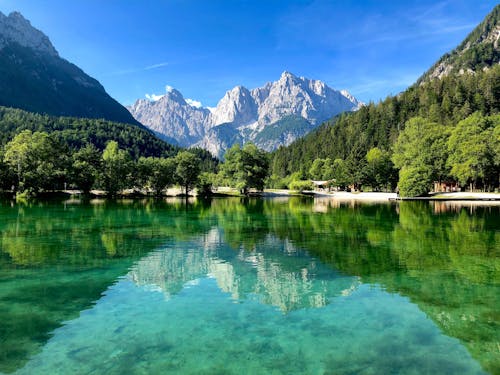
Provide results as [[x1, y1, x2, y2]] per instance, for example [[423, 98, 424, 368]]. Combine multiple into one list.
[[0, 0, 496, 107]]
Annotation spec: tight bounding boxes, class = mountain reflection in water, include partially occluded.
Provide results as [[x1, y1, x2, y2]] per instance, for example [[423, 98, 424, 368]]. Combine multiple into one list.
[[128, 230, 361, 312]]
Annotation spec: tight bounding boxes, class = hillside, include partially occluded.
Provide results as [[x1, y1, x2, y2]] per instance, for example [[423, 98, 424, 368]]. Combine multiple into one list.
[[271, 4, 500, 182], [419, 5, 499, 82], [0, 11, 141, 126], [0, 106, 177, 159]]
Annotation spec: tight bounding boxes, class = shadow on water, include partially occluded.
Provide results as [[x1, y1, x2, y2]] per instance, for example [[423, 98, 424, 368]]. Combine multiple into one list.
[[0, 197, 498, 373]]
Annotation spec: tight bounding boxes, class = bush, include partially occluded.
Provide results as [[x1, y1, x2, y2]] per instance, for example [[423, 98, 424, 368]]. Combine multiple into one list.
[[398, 166, 432, 197], [266, 174, 289, 189], [289, 180, 314, 193]]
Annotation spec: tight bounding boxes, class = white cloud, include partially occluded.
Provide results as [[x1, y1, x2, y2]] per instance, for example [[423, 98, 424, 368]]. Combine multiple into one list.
[[145, 85, 174, 101], [186, 98, 203, 108], [145, 85, 204, 108], [145, 93, 165, 101]]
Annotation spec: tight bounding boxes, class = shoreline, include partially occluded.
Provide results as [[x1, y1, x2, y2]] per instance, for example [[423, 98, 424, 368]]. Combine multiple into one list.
[[2, 189, 500, 202]]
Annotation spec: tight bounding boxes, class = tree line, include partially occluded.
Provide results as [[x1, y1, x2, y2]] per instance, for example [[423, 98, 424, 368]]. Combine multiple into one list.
[[1, 112, 498, 198], [269, 64, 500, 195], [0, 130, 270, 197], [1, 66, 498, 198], [268, 112, 500, 196]]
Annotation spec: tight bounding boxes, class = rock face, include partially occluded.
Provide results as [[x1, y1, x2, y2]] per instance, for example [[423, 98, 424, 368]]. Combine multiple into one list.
[[128, 71, 362, 158], [127, 88, 212, 145], [0, 11, 141, 126], [0, 11, 57, 56]]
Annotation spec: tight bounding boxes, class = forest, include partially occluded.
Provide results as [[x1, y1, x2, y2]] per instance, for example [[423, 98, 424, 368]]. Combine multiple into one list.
[[269, 65, 500, 196]]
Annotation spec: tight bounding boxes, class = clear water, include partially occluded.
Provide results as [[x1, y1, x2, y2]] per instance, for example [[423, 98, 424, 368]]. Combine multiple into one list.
[[0, 198, 498, 374]]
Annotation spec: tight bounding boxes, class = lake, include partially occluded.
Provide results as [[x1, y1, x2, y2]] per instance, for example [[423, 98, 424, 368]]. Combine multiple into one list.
[[0, 197, 498, 374]]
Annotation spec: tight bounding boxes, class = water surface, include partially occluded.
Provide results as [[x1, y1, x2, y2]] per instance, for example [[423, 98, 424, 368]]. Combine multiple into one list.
[[0, 198, 498, 374]]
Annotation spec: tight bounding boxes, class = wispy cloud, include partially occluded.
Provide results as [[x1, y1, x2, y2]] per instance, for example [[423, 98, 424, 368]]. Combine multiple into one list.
[[343, 73, 419, 100], [108, 61, 169, 76], [275, 0, 476, 52], [144, 62, 169, 70], [350, 23, 475, 48]]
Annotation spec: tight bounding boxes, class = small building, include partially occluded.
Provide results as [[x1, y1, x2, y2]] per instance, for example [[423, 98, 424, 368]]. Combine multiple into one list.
[[311, 180, 331, 191], [433, 181, 461, 193], [311, 180, 340, 192]]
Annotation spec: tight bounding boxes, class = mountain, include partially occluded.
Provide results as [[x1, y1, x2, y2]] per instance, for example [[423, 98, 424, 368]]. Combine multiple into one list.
[[270, 4, 499, 178], [0, 11, 140, 125], [419, 4, 499, 82], [128, 71, 362, 158], [126, 87, 212, 146]]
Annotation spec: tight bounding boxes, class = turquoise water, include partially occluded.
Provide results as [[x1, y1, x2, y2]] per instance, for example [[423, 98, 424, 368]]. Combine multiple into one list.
[[0, 198, 498, 374]]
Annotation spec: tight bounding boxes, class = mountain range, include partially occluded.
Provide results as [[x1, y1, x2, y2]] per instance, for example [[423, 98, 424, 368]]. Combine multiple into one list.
[[127, 72, 362, 158], [0, 11, 140, 126], [0, 10, 363, 160]]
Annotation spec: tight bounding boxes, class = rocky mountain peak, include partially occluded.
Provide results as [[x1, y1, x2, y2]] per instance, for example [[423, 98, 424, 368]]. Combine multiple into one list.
[[279, 70, 303, 86], [0, 11, 58, 56], [129, 72, 362, 157], [280, 70, 296, 79], [211, 85, 257, 126], [164, 87, 186, 104]]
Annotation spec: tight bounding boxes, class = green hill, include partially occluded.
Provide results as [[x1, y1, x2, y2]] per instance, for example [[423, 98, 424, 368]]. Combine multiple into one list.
[[0, 106, 177, 159], [271, 5, 500, 187]]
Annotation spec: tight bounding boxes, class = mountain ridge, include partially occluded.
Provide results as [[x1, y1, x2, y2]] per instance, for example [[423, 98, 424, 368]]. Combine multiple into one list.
[[419, 4, 499, 82], [128, 71, 362, 158], [0, 11, 141, 126]]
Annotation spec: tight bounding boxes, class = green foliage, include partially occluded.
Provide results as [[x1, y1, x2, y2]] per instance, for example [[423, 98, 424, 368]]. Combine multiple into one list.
[[100, 141, 132, 196], [196, 172, 217, 197], [271, 65, 500, 190], [364, 147, 396, 191], [71, 144, 102, 194], [137, 157, 175, 196], [398, 166, 433, 197], [187, 147, 219, 173], [309, 158, 326, 180], [392, 117, 451, 182], [447, 113, 500, 189], [265, 174, 289, 189], [175, 151, 201, 195], [0, 148, 14, 190], [0, 106, 218, 195], [289, 180, 313, 193], [3, 130, 68, 194], [0, 106, 178, 159], [221, 143, 269, 194], [331, 158, 349, 187]]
